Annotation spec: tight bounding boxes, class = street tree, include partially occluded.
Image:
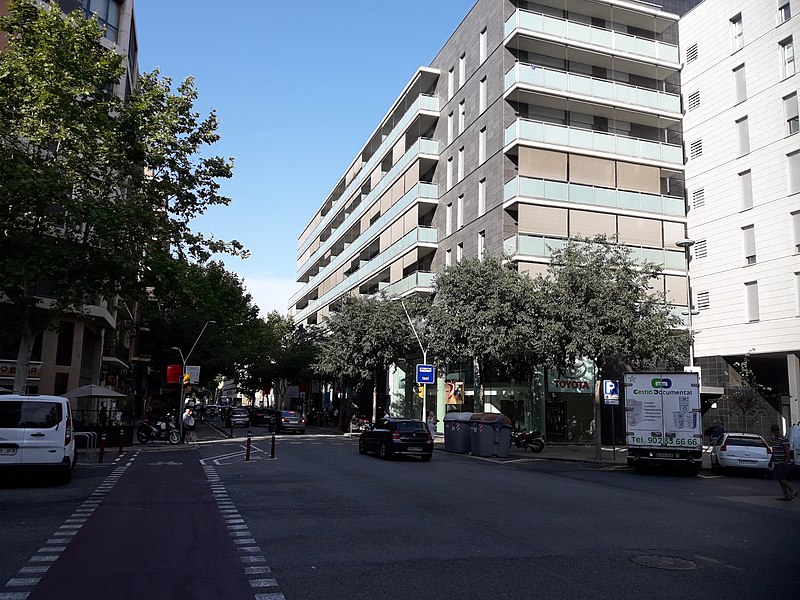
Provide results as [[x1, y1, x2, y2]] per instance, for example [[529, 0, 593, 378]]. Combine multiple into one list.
[[314, 294, 412, 422], [721, 353, 773, 430], [425, 255, 544, 412], [0, 1, 243, 392], [541, 235, 686, 458]]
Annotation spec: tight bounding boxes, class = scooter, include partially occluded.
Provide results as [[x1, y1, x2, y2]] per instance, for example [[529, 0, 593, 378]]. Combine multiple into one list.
[[510, 428, 545, 453], [137, 414, 180, 444]]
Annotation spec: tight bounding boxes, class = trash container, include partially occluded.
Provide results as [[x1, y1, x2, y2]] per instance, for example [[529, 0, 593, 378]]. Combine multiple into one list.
[[444, 412, 473, 453], [469, 412, 513, 457]]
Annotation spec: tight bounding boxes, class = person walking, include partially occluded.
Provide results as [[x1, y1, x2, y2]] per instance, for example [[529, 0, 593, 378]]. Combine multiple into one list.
[[182, 407, 196, 444], [427, 411, 438, 441], [769, 425, 797, 501]]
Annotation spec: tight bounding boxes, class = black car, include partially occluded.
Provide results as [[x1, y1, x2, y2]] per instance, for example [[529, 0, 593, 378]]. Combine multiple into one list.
[[249, 406, 275, 427], [358, 417, 433, 461]]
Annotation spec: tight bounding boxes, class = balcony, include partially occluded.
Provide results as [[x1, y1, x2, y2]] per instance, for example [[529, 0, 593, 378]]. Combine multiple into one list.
[[380, 271, 435, 298], [505, 9, 679, 66], [298, 95, 440, 257], [290, 182, 439, 305], [505, 62, 680, 117], [294, 227, 438, 323], [504, 177, 685, 218], [504, 234, 685, 270], [505, 118, 684, 167]]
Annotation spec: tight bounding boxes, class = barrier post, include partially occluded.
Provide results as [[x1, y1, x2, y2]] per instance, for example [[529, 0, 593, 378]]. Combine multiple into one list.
[[245, 432, 252, 462], [118, 428, 124, 455], [98, 433, 106, 464], [270, 433, 276, 459]]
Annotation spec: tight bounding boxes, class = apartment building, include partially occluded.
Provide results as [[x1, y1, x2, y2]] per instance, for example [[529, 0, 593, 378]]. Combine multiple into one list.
[[680, 0, 800, 431], [0, 0, 139, 404], [292, 0, 701, 434]]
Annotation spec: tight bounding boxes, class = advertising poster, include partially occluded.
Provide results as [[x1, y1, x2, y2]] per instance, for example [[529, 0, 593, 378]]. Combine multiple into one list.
[[624, 372, 701, 449]]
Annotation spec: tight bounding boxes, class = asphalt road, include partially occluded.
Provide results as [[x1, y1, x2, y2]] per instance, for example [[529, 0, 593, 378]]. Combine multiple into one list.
[[1, 428, 798, 600]]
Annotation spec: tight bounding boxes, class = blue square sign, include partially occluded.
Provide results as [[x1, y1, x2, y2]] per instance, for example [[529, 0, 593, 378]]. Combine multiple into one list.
[[416, 364, 435, 385]]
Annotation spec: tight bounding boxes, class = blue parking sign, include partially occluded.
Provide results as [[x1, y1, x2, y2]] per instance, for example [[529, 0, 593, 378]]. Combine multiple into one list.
[[603, 379, 619, 404], [416, 364, 435, 385]]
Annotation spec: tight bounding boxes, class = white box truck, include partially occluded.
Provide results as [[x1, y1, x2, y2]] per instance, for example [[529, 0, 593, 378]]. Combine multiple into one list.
[[625, 372, 702, 473]]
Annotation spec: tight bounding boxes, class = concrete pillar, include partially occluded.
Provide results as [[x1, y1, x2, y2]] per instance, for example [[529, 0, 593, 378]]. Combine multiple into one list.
[[788, 353, 800, 425]]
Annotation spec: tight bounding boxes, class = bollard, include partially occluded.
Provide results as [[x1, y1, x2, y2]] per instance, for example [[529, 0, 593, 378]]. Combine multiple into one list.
[[98, 433, 107, 464], [118, 428, 124, 455], [245, 432, 252, 462], [271, 432, 276, 459]]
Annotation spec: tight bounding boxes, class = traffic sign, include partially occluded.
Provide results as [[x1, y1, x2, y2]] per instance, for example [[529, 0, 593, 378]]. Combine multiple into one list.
[[416, 364, 435, 385], [603, 379, 619, 405]]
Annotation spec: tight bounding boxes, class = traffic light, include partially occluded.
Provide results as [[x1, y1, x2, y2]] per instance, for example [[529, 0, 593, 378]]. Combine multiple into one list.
[[183, 373, 191, 385]]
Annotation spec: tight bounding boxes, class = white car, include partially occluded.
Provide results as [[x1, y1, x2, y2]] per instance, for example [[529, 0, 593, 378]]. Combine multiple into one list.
[[710, 432, 772, 476], [0, 395, 76, 484]]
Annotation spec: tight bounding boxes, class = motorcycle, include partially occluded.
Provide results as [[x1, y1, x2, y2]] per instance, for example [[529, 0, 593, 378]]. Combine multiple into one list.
[[137, 414, 180, 444], [510, 428, 545, 453]]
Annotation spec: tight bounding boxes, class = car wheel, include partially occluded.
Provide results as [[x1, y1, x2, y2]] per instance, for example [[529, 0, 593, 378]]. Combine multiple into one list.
[[379, 442, 390, 460], [421, 453, 432, 462], [358, 438, 367, 455], [136, 430, 150, 444]]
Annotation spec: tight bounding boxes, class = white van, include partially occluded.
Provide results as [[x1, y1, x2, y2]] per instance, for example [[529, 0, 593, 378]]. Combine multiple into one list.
[[0, 395, 76, 484]]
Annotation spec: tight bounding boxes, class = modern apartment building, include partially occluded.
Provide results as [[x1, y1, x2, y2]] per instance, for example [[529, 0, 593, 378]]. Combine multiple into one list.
[[292, 0, 701, 435], [680, 0, 800, 432], [0, 0, 140, 406]]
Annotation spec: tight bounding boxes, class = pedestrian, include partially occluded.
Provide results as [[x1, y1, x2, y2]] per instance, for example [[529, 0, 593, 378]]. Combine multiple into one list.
[[427, 411, 438, 440], [182, 407, 196, 444], [98, 403, 108, 427], [769, 425, 797, 501], [710, 419, 725, 444]]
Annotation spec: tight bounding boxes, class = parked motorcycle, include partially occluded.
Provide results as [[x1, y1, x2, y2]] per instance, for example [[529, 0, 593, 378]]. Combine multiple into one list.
[[510, 428, 545, 453], [137, 414, 180, 444]]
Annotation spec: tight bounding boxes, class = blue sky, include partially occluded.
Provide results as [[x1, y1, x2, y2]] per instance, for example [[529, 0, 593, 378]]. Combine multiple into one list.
[[134, 0, 476, 316]]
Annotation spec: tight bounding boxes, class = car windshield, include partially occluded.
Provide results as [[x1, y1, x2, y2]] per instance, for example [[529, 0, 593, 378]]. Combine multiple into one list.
[[282, 411, 299, 417], [725, 437, 766, 448], [396, 421, 426, 432], [232, 409, 248, 415]]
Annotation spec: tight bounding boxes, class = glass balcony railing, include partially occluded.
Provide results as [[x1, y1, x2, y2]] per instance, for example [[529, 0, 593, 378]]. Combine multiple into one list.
[[299, 94, 440, 256], [505, 62, 681, 114], [294, 227, 438, 322], [504, 177, 685, 217], [291, 182, 439, 305], [382, 271, 435, 297], [505, 9, 679, 65], [505, 118, 684, 166], [504, 234, 685, 271]]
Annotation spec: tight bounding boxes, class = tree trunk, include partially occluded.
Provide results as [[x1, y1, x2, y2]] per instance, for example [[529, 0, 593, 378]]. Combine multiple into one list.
[[13, 314, 35, 394], [593, 377, 602, 460], [473, 357, 482, 413], [372, 367, 378, 423]]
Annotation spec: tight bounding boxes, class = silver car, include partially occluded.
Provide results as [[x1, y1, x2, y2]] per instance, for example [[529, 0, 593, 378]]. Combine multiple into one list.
[[711, 432, 772, 476], [225, 407, 251, 428]]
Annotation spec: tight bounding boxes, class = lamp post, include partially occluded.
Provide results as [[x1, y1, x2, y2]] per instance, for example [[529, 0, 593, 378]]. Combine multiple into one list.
[[171, 320, 216, 442], [675, 239, 696, 367]]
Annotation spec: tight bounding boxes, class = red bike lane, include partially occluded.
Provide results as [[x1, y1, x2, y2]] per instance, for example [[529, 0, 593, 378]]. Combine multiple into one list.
[[27, 449, 257, 600]]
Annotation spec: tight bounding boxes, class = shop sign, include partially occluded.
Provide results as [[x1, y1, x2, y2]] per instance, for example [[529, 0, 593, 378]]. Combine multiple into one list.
[[0, 360, 42, 380], [547, 359, 595, 395]]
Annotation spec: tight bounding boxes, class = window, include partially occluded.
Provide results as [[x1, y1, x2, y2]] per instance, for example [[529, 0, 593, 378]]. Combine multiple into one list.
[[457, 242, 463, 263], [446, 248, 452, 267], [739, 170, 753, 210], [458, 147, 464, 182], [779, 1, 792, 25], [736, 117, 750, 156], [731, 14, 744, 52], [690, 139, 703, 159], [447, 112, 454, 145], [788, 151, 800, 193], [459, 100, 466, 134], [478, 178, 486, 216], [63, 0, 121, 42], [447, 157, 453, 190], [733, 64, 747, 103], [687, 91, 700, 111], [480, 27, 487, 64], [446, 202, 453, 236], [448, 68, 454, 99], [792, 211, 800, 252], [743, 225, 756, 264], [479, 76, 487, 113], [686, 43, 698, 63], [692, 188, 705, 208], [781, 37, 795, 77], [459, 53, 466, 88], [479, 128, 486, 164], [745, 281, 759, 322], [695, 239, 708, 259], [478, 231, 486, 260], [457, 195, 464, 229], [697, 291, 710, 310], [785, 93, 799, 135], [796, 272, 800, 315], [56, 321, 74, 366]]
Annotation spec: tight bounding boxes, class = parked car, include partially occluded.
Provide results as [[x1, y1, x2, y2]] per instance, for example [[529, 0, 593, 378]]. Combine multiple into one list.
[[711, 432, 772, 476], [270, 410, 306, 434], [249, 406, 275, 427], [358, 417, 433, 461], [0, 394, 76, 484], [225, 407, 251, 428]]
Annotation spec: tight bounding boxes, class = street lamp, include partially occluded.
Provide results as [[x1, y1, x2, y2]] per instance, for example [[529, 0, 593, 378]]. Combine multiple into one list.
[[171, 320, 216, 442], [675, 239, 697, 367]]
